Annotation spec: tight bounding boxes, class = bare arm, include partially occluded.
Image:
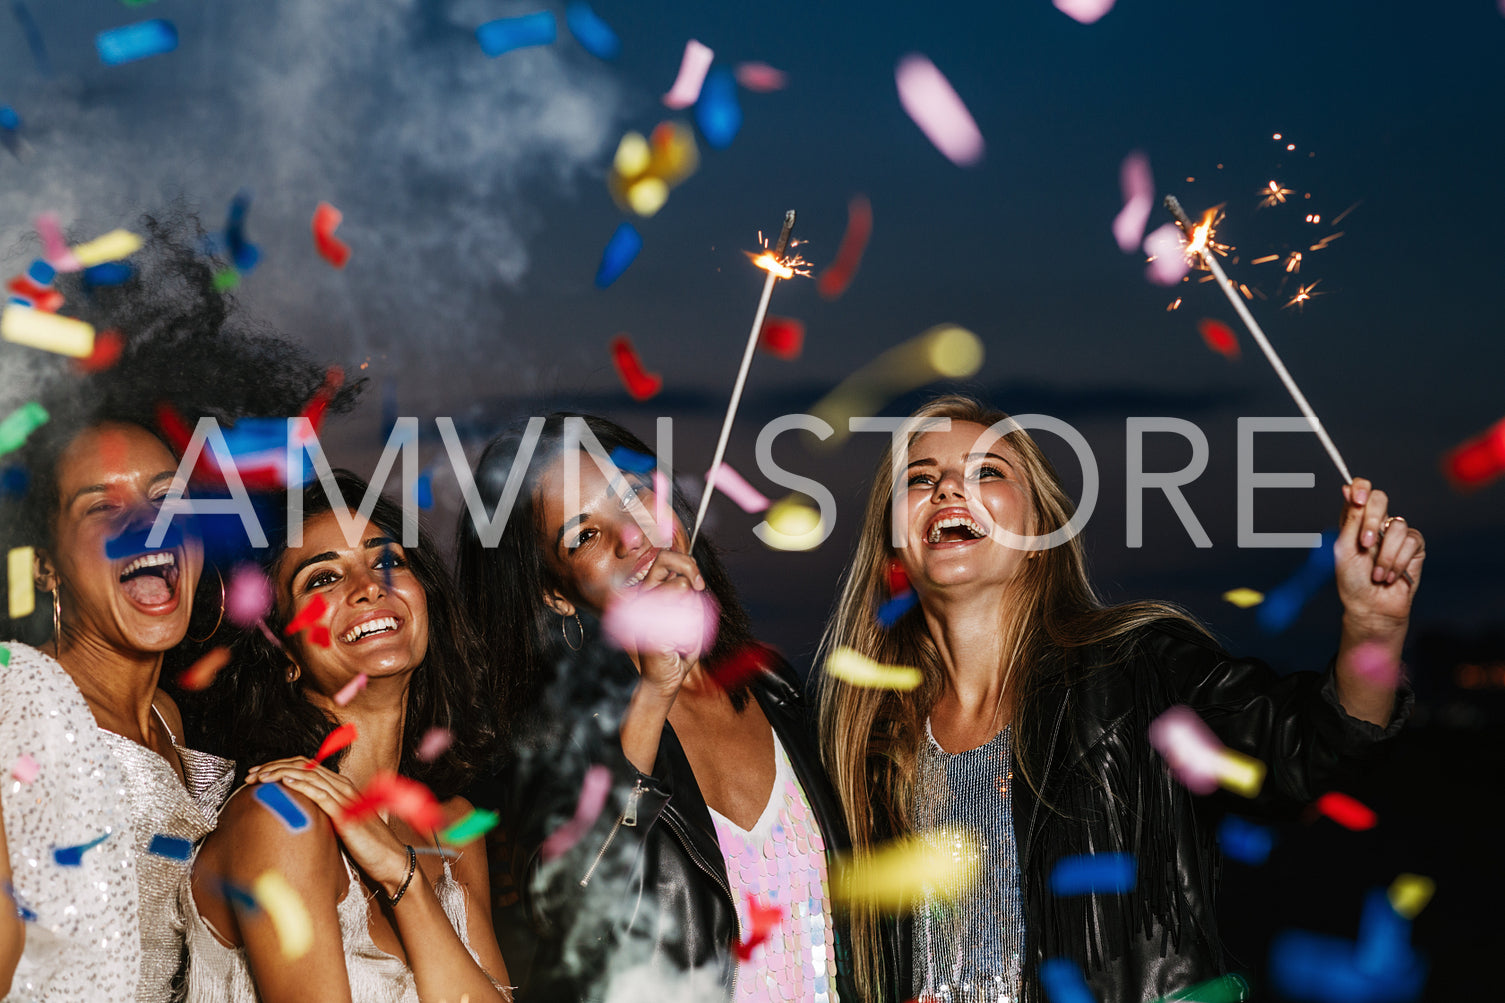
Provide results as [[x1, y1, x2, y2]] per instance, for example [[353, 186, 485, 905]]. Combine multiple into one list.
[[1, 798, 24, 997]]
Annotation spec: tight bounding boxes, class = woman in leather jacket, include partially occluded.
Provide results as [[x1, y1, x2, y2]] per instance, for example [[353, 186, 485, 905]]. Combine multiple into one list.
[[817, 395, 1421, 1003], [456, 413, 858, 1002]]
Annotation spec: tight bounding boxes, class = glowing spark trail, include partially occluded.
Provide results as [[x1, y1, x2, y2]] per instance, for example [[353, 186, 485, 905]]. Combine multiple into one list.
[[1259, 180, 1294, 208]]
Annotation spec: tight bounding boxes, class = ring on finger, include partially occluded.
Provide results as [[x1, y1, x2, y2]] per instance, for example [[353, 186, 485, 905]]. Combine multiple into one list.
[[1380, 515, 1403, 536]]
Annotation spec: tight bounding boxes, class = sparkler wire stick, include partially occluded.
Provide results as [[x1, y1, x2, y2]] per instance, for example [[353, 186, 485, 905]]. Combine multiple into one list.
[[1164, 195, 1353, 485], [689, 210, 796, 550]]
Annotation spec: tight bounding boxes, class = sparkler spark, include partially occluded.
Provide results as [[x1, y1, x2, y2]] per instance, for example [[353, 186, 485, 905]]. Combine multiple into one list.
[[1283, 280, 1321, 311], [1259, 180, 1294, 208], [1183, 206, 1231, 267], [1283, 251, 1302, 273]]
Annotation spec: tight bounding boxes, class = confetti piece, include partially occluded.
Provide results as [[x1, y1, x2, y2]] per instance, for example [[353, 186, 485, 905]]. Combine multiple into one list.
[[1112, 151, 1154, 253], [73, 329, 124, 373], [1387, 874, 1435, 920], [440, 808, 500, 845], [1143, 223, 1190, 286], [735, 61, 787, 92], [1257, 531, 1337, 634], [736, 896, 783, 961], [825, 646, 923, 691], [1149, 974, 1253, 1003], [1053, 0, 1117, 26], [103, 525, 182, 561], [82, 262, 132, 287], [1049, 852, 1136, 896], [1, 305, 95, 358], [226, 564, 272, 627], [476, 11, 556, 57], [894, 54, 984, 167], [96, 18, 177, 66], [541, 763, 613, 861], [817, 195, 873, 300], [52, 832, 110, 866], [602, 587, 719, 659], [333, 673, 368, 707], [757, 315, 804, 360], [283, 594, 328, 638], [8, 545, 35, 619], [1221, 587, 1264, 608], [0, 644, 7, 666], [663, 39, 714, 109], [177, 646, 232, 691], [1269, 927, 1426, 1002], [757, 495, 827, 552], [311, 202, 350, 269], [252, 871, 313, 959], [253, 782, 311, 833], [212, 268, 239, 291], [609, 333, 662, 400], [876, 590, 919, 628], [308, 722, 358, 765], [887, 561, 912, 596], [1348, 641, 1402, 691], [595, 223, 642, 288], [1040, 958, 1097, 1003], [1312, 791, 1377, 831], [1355, 888, 1413, 977], [343, 772, 445, 835], [0, 106, 17, 132], [833, 828, 979, 909], [1197, 318, 1240, 359], [608, 446, 656, 475], [220, 879, 259, 912], [653, 469, 674, 544], [35, 213, 80, 272], [694, 68, 742, 150], [1217, 816, 1274, 865], [3, 880, 37, 923], [706, 462, 769, 514], [708, 645, 770, 692], [613, 131, 651, 176], [1442, 414, 1505, 490], [624, 177, 669, 217], [72, 230, 141, 268], [10, 754, 39, 784], [147, 833, 192, 861], [0, 401, 48, 457], [7, 275, 62, 313], [416, 728, 452, 762], [224, 189, 260, 272], [1148, 705, 1266, 797], [0, 468, 25, 500], [565, 2, 618, 59]]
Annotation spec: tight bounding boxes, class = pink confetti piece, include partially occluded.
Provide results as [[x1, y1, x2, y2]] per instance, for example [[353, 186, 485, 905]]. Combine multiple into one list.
[[34, 213, 81, 272], [653, 470, 674, 546], [602, 586, 719, 658], [663, 39, 714, 109], [1147, 705, 1266, 798], [894, 54, 984, 168], [1053, 0, 1117, 24], [416, 728, 453, 762], [706, 462, 770, 514], [333, 673, 368, 706], [1112, 150, 1154, 253], [1348, 641, 1402, 691], [227, 564, 272, 627], [10, 754, 39, 784], [734, 61, 786, 92], [541, 763, 612, 861], [1143, 222, 1190, 286]]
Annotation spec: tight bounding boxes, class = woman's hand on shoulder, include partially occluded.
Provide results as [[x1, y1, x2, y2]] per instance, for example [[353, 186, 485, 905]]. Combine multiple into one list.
[[1335, 478, 1425, 635]]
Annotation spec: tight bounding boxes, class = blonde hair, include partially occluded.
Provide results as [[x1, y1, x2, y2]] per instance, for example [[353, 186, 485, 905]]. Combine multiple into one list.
[[815, 394, 1204, 1001]]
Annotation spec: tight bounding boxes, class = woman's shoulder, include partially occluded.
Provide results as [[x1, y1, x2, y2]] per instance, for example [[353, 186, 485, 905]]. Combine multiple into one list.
[[206, 782, 342, 877]]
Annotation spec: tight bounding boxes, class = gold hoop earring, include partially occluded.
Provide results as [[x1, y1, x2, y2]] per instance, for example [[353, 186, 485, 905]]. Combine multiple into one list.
[[286, 663, 301, 683], [188, 564, 226, 644], [51, 585, 61, 660], [561, 612, 584, 651]]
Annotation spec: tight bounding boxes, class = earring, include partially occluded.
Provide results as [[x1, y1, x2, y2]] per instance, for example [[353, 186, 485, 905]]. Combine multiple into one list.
[[187, 565, 226, 644], [561, 612, 584, 651], [286, 663, 301, 683], [51, 585, 61, 660]]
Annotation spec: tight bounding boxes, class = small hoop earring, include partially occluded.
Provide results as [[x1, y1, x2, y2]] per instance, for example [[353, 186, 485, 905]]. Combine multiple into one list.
[[188, 565, 226, 644], [286, 663, 301, 683], [51, 585, 62, 659], [561, 612, 584, 651]]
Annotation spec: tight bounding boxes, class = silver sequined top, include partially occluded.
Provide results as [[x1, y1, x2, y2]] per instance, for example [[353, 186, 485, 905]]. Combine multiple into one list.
[[910, 721, 1025, 1003]]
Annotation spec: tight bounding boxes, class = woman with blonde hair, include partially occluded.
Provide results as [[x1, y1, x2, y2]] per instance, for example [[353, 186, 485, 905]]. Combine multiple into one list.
[[817, 394, 1421, 1003]]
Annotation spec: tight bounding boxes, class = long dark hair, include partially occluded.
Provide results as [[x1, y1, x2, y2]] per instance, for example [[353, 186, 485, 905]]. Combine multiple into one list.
[[203, 470, 494, 798], [454, 412, 758, 754]]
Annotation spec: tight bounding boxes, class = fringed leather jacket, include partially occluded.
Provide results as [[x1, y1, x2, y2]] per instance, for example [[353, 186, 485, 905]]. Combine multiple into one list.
[[882, 620, 1412, 1003]]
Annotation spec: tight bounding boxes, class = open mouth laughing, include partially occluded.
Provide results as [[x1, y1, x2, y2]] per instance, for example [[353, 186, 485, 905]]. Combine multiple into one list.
[[117, 549, 182, 608], [924, 508, 990, 546], [340, 614, 401, 644]]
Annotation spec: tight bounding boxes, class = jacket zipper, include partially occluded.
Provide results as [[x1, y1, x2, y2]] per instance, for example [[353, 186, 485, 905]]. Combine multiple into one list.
[[660, 811, 740, 1001], [580, 776, 648, 888]]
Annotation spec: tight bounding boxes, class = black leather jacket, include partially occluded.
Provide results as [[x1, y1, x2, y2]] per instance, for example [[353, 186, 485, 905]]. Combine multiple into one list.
[[882, 621, 1411, 1003], [505, 643, 859, 1003]]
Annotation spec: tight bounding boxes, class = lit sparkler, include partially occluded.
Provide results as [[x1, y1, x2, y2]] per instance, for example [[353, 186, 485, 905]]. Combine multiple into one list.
[[690, 210, 802, 549], [1259, 180, 1294, 208]]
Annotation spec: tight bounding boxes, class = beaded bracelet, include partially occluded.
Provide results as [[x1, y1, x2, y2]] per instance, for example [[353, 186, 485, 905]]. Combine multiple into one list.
[[385, 844, 417, 906]]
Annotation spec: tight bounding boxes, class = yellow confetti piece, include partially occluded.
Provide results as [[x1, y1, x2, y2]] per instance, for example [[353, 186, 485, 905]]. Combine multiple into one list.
[[1387, 873, 1435, 919], [252, 871, 313, 959], [70, 229, 142, 267], [833, 828, 980, 911], [613, 131, 651, 177], [625, 177, 669, 217], [1, 305, 96, 358], [921, 324, 984, 378], [8, 546, 35, 619], [1213, 748, 1266, 798], [825, 646, 923, 691], [758, 495, 826, 552], [1222, 588, 1265, 609]]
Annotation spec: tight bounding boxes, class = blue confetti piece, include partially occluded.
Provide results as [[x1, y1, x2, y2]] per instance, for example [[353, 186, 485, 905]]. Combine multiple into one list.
[[0, 465, 29, 499], [253, 782, 310, 833], [105, 524, 184, 560], [1049, 852, 1136, 896], [0, 106, 18, 132], [609, 446, 656, 474], [52, 832, 111, 867], [225, 189, 260, 272], [1040, 958, 1097, 1003], [3, 880, 37, 922], [695, 67, 742, 150], [1217, 815, 1274, 866], [220, 879, 259, 912], [1269, 928, 1426, 1003], [7, 296, 32, 308], [96, 19, 178, 67], [876, 590, 918, 628], [475, 11, 556, 58], [565, 2, 619, 60], [595, 223, 642, 288], [82, 262, 132, 287], [26, 259, 54, 285], [1257, 530, 1337, 634], [146, 833, 193, 861], [1355, 889, 1412, 976], [11, 1, 51, 76], [416, 472, 433, 509]]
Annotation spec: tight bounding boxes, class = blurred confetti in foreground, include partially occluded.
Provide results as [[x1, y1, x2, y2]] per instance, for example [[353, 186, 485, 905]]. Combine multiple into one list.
[[416, 727, 453, 762], [565, 2, 618, 60], [824, 646, 922, 691], [1053, 0, 1116, 25], [596, 223, 642, 288], [817, 195, 873, 300], [311, 202, 351, 269], [1, 305, 95, 358], [1442, 413, 1505, 490], [1268, 888, 1426, 1002], [735, 896, 784, 961], [1112, 151, 1154, 253], [0, 401, 49, 457], [96, 19, 177, 66], [1197, 318, 1240, 359], [833, 828, 980, 911], [1386, 874, 1435, 920], [609, 334, 662, 401], [475, 11, 556, 57], [541, 763, 612, 861], [895, 54, 984, 167], [1217, 815, 1274, 865], [252, 871, 313, 959], [1049, 852, 1136, 895], [1148, 705, 1266, 797], [735, 62, 787, 92], [177, 646, 232, 691], [1311, 791, 1376, 831], [694, 67, 742, 150], [756, 495, 827, 552], [7, 545, 35, 618], [1040, 958, 1097, 1003], [308, 722, 358, 765], [663, 39, 714, 109], [609, 123, 699, 218], [757, 315, 804, 360], [1257, 531, 1337, 634], [1221, 587, 1263, 609]]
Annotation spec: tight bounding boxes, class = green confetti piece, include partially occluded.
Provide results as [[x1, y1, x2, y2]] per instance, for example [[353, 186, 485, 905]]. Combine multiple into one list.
[[0, 645, 9, 667], [1151, 973, 1252, 1003], [212, 268, 240, 292], [0, 402, 49, 458], [440, 808, 499, 845]]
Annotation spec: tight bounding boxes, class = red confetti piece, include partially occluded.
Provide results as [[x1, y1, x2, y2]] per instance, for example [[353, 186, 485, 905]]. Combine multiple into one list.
[[707, 644, 769, 692], [283, 594, 328, 637], [177, 646, 232, 691], [6, 276, 62, 313], [886, 559, 912, 597], [541, 763, 613, 861], [1196, 318, 1240, 359], [1443, 415, 1505, 490], [817, 195, 873, 300], [311, 202, 350, 269], [73, 329, 124, 373], [736, 895, 783, 961], [341, 772, 445, 836], [734, 61, 787, 92], [333, 672, 367, 706], [757, 316, 804, 360], [307, 625, 332, 648], [306, 721, 358, 766], [609, 334, 662, 401], [300, 366, 344, 432], [154, 401, 194, 455], [1312, 791, 1377, 831]]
